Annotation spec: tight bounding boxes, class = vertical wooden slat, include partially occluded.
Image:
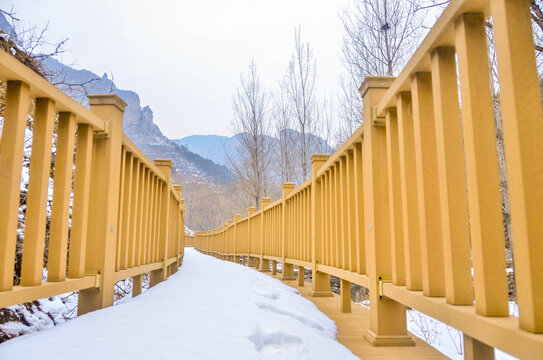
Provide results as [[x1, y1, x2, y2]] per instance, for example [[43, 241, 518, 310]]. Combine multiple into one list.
[[353, 141, 366, 275], [141, 168, 150, 265], [135, 163, 145, 266], [330, 167, 336, 267], [491, 0, 543, 332], [335, 163, 342, 269], [150, 175, 157, 262], [119, 153, 133, 270], [431, 47, 473, 304], [386, 107, 406, 286], [396, 92, 422, 290], [411, 72, 445, 297], [128, 158, 140, 268], [0, 81, 30, 290], [456, 13, 508, 316], [321, 175, 328, 266], [298, 195, 301, 260], [346, 149, 357, 273], [327, 170, 333, 267], [115, 147, 126, 272], [148, 175, 155, 263], [21, 98, 56, 286], [48, 111, 76, 282], [339, 156, 349, 269], [307, 188, 311, 261], [68, 124, 93, 279], [151, 178, 158, 262]]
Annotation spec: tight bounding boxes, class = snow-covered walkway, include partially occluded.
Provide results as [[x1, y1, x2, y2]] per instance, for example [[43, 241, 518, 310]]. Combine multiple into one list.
[[0, 248, 357, 359]]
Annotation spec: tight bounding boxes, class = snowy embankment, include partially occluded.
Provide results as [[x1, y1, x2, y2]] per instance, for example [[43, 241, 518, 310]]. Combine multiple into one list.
[[0, 248, 357, 360]]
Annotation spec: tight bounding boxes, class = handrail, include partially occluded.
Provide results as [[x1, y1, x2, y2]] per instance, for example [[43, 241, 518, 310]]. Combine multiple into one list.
[[0, 47, 186, 315], [189, 0, 543, 358], [0, 49, 105, 131]]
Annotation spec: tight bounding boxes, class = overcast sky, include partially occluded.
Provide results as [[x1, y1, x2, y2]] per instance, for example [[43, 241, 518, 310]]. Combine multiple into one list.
[[8, 0, 349, 138]]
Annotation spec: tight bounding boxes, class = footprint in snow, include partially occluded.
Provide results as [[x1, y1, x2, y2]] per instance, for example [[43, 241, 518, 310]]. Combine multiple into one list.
[[253, 290, 281, 300], [248, 326, 303, 352], [255, 301, 331, 336]]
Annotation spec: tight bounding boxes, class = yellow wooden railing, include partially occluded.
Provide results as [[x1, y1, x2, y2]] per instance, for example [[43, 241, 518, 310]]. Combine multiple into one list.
[[188, 0, 543, 358], [0, 47, 185, 314]]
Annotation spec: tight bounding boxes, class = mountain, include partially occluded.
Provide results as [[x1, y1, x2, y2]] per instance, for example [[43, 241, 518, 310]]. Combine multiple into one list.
[[0, 13, 233, 183], [41, 57, 234, 183], [175, 129, 333, 168], [174, 135, 233, 166]]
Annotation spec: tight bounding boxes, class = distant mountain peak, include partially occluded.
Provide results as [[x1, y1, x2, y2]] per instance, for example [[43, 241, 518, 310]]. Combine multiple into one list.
[[39, 57, 233, 184]]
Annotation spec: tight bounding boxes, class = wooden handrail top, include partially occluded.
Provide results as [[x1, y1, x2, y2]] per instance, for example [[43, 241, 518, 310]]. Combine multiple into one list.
[[0, 49, 105, 131]]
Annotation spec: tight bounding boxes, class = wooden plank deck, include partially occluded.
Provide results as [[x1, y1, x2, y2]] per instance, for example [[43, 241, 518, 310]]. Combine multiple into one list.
[[277, 277, 448, 359]]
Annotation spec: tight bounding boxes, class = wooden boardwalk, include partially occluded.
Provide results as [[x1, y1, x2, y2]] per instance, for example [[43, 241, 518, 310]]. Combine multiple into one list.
[[278, 277, 448, 359]]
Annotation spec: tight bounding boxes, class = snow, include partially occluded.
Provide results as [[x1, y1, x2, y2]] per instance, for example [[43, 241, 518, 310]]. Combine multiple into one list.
[[0, 248, 356, 360]]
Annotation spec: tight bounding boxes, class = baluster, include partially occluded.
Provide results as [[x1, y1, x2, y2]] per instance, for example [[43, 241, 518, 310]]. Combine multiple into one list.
[[141, 168, 150, 265], [327, 169, 333, 267], [330, 166, 336, 267], [68, 123, 93, 279], [411, 71, 445, 297], [121, 151, 133, 270], [339, 156, 348, 269], [260, 197, 270, 272], [280, 184, 295, 280], [396, 92, 422, 290], [491, 0, 543, 332], [115, 147, 127, 272], [127, 158, 140, 268], [385, 107, 406, 286], [0, 81, 30, 290], [321, 173, 328, 266], [353, 141, 366, 275], [48, 112, 76, 281], [135, 164, 145, 267], [334, 162, 342, 269], [456, 13, 508, 316], [21, 97, 56, 286], [431, 46, 473, 304], [248, 206, 256, 267], [346, 149, 357, 273]]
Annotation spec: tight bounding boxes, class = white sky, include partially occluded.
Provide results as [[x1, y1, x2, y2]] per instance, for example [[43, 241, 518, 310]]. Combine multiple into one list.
[[8, 0, 349, 138]]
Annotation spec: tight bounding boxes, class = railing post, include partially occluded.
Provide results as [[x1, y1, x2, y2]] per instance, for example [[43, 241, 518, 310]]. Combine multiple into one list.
[[150, 159, 172, 287], [463, 334, 494, 360], [247, 207, 256, 266], [279, 183, 295, 280], [310, 154, 333, 297], [226, 219, 233, 261], [78, 94, 126, 315], [360, 77, 414, 346], [259, 197, 271, 272], [233, 214, 241, 264]]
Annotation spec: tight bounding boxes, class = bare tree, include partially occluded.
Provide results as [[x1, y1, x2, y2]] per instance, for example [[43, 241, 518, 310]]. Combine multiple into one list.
[[272, 79, 297, 184], [286, 26, 317, 182], [337, 0, 428, 137], [228, 58, 273, 208], [313, 93, 336, 155]]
